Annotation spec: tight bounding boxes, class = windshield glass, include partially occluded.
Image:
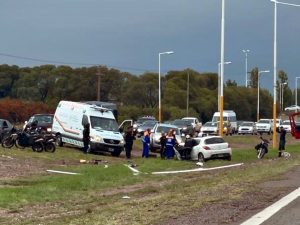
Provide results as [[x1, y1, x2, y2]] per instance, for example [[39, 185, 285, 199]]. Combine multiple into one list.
[[204, 122, 217, 127], [282, 121, 290, 125], [29, 115, 53, 124], [173, 120, 190, 126], [156, 126, 180, 135], [212, 116, 228, 122], [142, 121, 157, 126], [258, 120, 270, 124], [241, 122, 253, 126], [90, 116, 119, 132]]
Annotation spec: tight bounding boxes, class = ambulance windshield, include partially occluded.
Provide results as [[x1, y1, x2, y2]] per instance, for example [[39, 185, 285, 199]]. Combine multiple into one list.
[[90, 116, 119, 132]]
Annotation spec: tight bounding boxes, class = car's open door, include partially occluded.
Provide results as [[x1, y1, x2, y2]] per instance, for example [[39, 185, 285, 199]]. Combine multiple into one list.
[[118, 119, 133, 134], [289, 112, 300, 139]]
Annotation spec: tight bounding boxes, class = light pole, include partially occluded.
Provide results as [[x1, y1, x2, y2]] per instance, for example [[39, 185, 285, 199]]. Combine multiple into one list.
[[279, 82, 287, 111], [219, 0, 225, 136], [295, 77, 300, 108], [242, 49, 250, 87], [218, 61, 232, 111], [257, 70, 270, 122], [158, 51, 174, 122], [270, 0, 300, 147]]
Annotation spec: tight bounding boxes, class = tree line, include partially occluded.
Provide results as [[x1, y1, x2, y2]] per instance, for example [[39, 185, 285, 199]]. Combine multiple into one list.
[[0, 64, 295, 123]]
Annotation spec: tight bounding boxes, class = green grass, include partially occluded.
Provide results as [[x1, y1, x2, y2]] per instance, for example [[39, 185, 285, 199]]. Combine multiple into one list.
[[0, 139, 300, 225]]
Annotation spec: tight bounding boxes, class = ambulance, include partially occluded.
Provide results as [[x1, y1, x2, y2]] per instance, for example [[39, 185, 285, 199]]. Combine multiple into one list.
[[52, 101, 124, 156]]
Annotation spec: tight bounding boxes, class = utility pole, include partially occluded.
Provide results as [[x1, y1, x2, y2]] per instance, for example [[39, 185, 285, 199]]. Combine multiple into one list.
[[97, 66, 101, 101]]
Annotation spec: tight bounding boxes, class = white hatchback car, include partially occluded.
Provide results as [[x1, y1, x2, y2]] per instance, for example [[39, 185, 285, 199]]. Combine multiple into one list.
[[281, 120, 291, 133], [190, 136, 232, 162]]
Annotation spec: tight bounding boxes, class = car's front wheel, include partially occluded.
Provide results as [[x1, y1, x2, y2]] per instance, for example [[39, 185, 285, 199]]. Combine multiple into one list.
[[198, 153, 206, 162]]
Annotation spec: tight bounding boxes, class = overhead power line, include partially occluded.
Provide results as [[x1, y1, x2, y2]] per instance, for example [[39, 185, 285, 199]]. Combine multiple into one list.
[[0, 52, 155, 73]]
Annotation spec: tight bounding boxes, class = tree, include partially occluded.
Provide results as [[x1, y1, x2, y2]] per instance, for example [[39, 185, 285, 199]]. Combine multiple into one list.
[[249, 67, 258, 88]]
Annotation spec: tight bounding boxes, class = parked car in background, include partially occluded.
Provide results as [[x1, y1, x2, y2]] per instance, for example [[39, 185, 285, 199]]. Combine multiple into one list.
[[212, 110, 238, 133], [190, 136, 232, 162], [0, 119, 14, 141], [136, 120, 158, 137], [271, 119, 282, 128], [199, 122, 218, 136], [238, 121, 257, 135], [256, 119, 272, 135], [24, 114, 54, 132], [133, 116, 156, 134], [149, 123, 183, 151], [182, 117, 202, 134], [172, 119, 194, 136], [284, 105, 300, 111], [281, 120, 291, 132]]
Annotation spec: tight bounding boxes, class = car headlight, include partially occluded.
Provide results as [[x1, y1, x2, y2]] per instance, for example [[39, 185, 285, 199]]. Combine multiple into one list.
[[91, 135, 103, 142], [120, 139, 125, 145], [47, 127, 52, 132]]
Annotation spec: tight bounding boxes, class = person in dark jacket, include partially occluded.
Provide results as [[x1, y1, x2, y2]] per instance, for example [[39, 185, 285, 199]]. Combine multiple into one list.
[[159, 132, 167, 159], [142, 129, 151, 158], [277, 126, 287, 157], [124, 126, 135, 159], [82, 123, 90, 154]]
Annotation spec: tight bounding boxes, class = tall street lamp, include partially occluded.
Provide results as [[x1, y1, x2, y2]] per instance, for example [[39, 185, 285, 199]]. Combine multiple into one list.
[[219, 0, 226, 136], [257, 70, 270, 122], [218, 61, 232, 111], [242, 49, 250, 87], [296, 77, 300, 109], [270, 0, 300, 147], [158, 51, 174, 122], [279, 82, 287, 111]]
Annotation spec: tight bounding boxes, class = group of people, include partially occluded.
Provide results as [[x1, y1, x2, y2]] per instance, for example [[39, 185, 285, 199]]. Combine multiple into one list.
[[81, 122, 288, 159]]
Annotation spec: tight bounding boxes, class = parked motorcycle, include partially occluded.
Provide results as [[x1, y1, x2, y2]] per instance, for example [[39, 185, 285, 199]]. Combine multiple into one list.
[[42, 133, 56, 153], [15, 129, 44, 152], [254, 136, 269, 159], [1, 127, 19, 148]]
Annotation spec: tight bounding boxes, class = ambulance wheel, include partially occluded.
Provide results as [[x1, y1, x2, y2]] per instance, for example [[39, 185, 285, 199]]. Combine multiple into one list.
[[56, 134, 63, 147]]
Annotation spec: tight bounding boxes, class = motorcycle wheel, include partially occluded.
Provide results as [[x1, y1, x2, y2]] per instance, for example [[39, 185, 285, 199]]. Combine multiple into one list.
[[257, 148, 265, 159], [1, 136, 14, 148], [15, 139, 26, 149], [44, 143, 56, 153], [32, 142, 44, 152]]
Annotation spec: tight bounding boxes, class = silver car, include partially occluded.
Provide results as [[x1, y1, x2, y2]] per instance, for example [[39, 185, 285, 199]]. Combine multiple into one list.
[[238, 121, 257, 135], [149, 123, 183, 151]]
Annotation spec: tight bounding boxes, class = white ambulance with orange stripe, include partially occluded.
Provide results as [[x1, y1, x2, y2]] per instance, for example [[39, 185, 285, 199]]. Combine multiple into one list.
[[52, 101, 125, 156]]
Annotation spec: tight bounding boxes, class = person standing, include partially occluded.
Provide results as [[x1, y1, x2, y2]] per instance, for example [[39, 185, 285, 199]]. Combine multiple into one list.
[[278, 126, 287, 157], [82, 123, 90, 154], [159, 132, 167, 159], [165, 129, 176, 159], [124, 126, 135, 159], [142, 129, 151, 158]]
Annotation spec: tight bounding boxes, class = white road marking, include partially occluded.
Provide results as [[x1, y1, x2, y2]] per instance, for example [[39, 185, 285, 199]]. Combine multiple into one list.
[[46, 170, 80, 175], [241, 187, 300, 225], [151, 163, 244, 175], [124, 164, 140, 173]]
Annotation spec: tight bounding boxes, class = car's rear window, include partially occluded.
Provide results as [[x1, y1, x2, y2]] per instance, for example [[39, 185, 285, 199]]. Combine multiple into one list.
[[204, 137, 225, 145]]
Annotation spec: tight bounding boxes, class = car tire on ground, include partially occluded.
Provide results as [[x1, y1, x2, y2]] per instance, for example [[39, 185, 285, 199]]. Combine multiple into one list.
[[198, 153, 206, 162], [226, 155, 232, 161]]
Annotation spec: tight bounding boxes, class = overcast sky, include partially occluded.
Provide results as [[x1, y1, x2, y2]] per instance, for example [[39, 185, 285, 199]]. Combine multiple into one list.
[[1, 0, 300, 91]]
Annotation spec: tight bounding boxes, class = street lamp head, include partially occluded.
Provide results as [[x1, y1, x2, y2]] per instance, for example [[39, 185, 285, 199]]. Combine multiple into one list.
[[259, 70, 270, 74], [225, 61, 232, 65], [242, 49, 250, 53], [159, 51, 174, 55]]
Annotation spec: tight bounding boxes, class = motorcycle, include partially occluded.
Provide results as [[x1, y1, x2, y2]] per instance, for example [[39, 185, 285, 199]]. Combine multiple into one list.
[[42, 133, 56, 153], [1, 127, 19, 148], [254, 136, 269, 159], [14, 128, 44, 152]]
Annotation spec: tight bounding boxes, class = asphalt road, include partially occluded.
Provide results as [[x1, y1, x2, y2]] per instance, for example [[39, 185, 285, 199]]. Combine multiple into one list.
[[262, 197, 300, 225]]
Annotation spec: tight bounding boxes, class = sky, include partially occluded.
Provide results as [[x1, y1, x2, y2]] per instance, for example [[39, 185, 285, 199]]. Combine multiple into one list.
[[1, 0, 300, 92]]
